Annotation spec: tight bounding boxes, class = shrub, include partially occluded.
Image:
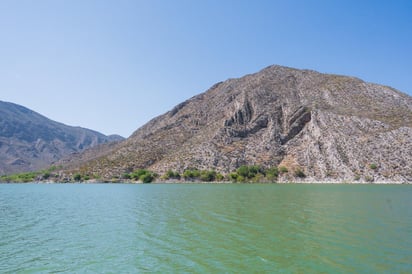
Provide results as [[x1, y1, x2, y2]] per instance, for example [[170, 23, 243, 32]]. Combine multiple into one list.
[[47, 165, 61, 172], [216, 173, 224, 181], [191, 169, 200, 178], [200, 170, 216, 182], [266, 167, 279, 181], [73, 173, 82, 181], [228, 173, 239, 182], [126, 169, 157, 182], [163, 170, 181, 180], [140, 173, 154, 183], [183, 170, 193, 179], [279, 166, 288, 173], [0, 172, 39, 182], [183, 169, 200, 180], [131, 169, 150, 180], [369, 163, 377, 170], [122, 173, 131, 180], [252, 173, 265, 182], [294, 169, 306, 178], [236, 165, 264, 179], [236, 165, 250, 178], [248, 165, 262, 177], [42, 172, 51, 180]]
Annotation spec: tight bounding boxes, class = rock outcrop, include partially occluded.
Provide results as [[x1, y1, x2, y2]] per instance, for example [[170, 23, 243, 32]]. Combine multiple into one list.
[[0, 101, 124, 175], [64, 65, 412, 182]]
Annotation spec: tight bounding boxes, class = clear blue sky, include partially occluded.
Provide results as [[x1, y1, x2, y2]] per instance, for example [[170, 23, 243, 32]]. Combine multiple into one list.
[[1, 0, 411, 137]]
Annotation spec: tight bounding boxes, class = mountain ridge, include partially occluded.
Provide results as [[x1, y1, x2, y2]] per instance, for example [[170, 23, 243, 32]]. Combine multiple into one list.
[[0, 100, 124, 175], [55, 65, 412, 182]]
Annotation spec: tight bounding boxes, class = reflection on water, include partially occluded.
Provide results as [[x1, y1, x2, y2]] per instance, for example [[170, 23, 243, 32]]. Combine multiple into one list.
[[0, 184, 411, 273]]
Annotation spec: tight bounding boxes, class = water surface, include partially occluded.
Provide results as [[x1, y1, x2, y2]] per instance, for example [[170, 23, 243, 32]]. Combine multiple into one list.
[[1, 183, 411, 273]]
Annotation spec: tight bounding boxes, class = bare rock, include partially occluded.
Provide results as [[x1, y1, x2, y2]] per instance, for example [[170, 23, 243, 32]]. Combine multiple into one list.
[[64, 65, 412, 182]]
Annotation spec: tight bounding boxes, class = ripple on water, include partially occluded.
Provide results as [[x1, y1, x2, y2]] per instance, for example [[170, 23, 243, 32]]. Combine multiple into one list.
[[0, 183, 411, 273]]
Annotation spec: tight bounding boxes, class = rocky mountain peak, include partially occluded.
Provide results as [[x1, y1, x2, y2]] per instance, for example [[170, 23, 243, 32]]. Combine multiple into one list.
[[0, 101, 124, 175], [63, 65, 412, 182]]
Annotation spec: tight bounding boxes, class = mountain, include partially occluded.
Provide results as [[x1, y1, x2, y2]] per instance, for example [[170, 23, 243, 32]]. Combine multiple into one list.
[[0, 101, 124, 175], [63, 65, 412, 182]]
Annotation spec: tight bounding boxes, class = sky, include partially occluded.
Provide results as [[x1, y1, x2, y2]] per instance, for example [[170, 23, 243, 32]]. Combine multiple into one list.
[[0, 0, 411, 137]]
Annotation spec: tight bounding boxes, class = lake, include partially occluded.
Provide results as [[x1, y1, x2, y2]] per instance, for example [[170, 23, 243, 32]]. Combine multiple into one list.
[[1, 183, 411, 273]]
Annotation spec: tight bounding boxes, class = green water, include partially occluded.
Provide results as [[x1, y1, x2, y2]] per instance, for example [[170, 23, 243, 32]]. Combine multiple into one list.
[[0, 184, 411, 273]]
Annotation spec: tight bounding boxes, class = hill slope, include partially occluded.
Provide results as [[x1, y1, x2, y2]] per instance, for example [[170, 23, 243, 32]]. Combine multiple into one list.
[[0, 101, 124, 175], [65, 65, 412, 182]]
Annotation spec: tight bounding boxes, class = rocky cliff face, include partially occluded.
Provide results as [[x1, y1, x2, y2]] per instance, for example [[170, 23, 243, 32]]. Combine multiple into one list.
[[0, 101, 124, 175], [68, 65, 412, 182]]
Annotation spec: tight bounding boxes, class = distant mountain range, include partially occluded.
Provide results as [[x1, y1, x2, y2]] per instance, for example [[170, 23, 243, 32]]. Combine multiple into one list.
[[61, 65, 412, 182], [0, 101, 124, 175]]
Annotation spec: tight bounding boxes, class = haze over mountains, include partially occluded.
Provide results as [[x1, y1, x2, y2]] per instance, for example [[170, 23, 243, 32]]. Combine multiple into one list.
[[61, 65, 412, 182], [0, 101, 124, 175]]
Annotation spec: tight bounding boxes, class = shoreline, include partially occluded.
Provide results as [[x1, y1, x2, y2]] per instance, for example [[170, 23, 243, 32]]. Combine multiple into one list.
[[0, 179, 410, 185]]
